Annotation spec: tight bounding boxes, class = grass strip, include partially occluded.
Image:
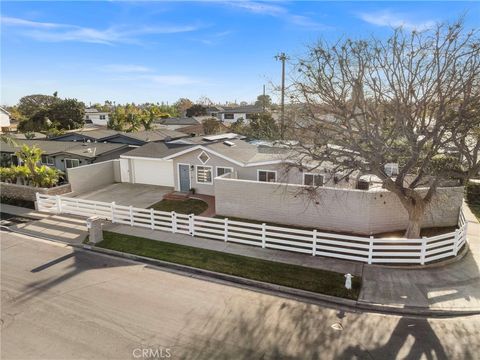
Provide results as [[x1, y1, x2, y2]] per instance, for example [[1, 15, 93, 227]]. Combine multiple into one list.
[[97, 231, 361, 300]]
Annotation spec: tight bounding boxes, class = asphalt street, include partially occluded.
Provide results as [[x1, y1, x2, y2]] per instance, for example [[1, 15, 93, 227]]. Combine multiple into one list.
[[1, 231, 479, 360]]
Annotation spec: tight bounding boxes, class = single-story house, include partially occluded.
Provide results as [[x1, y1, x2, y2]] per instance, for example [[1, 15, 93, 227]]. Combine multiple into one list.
[[84, 108, 110, 126], [215, 105, 264, 124], [154, 117, 201, 130], [119, 134, 352, 194], [0, 139, 130, 172], [50, 128, 188, 146], [0, 106, 11, 132]]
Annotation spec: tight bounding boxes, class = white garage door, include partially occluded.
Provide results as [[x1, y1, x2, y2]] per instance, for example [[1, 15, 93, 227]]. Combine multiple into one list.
[[132, 159, 174, 186]]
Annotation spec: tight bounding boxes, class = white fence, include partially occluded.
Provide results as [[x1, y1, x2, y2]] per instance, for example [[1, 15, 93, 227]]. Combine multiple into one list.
[[36, 193, 468, 265]]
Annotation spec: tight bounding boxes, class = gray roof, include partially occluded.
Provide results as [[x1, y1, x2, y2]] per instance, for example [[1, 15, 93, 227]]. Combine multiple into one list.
[[10, 132, 47, 140], [220, 105, 263, 114], [0, 139, 128, 158], [122, 142, 193, 159], [52, 129, 187, 142], [155, 117, 200, 126]]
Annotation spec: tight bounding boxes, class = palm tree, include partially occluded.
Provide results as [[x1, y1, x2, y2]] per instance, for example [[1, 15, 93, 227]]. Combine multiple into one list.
[[15, 144, 43, 180]]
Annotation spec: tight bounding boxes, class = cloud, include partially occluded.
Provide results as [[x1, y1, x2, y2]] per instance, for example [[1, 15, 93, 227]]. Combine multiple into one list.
[[357, 10, 436, 31], [225, 1, 328, 30], [1, 16, 203, 45], [196, 30, 233, 45], [102, 64, 153, 73]]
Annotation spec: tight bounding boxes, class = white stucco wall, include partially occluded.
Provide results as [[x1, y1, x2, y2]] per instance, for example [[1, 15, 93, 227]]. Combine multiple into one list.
[[0, 112, 11, 127], [84, 113, 109, 126], [215, 177, 464, 235], [130, 158, 174, 187], [67, 160, 120, 194]]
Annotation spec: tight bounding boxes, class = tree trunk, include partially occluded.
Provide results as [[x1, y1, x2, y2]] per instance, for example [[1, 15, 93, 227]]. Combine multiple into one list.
[[404, 203, 426, 239]]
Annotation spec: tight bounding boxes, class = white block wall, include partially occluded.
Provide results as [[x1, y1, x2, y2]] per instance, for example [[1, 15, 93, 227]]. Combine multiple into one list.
[[214, 178, 464, 235]]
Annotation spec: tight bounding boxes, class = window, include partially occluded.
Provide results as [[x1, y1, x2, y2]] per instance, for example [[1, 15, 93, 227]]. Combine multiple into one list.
[[385, 163, 399, 177], [304, 173, 324, 187], [10, 154, 19, 166], [65, 158, 80, 169], [216, 167, 233, 177], [224, 113, 234, 120], [41, 155, 54, 165], [99, 115, 106, 120], [198, 151, 210, 164], [357, 180, 370, 190], [85, 115, 90, 120], [196, 166, 212, 184], [258, 170, 276, 183]]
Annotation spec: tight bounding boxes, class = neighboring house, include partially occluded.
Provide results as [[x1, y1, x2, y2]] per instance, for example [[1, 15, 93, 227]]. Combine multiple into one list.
[[119, 133, 352, 194], [0, 106, 11, 132], [50, 129, 188, 146], [155, 117, 201, 130], [215, 105, 264, 123], [175, 122, 230, 137], [0, 139, 130, 172], [10, 132, 47, 140], [84, 108, 110, 126]]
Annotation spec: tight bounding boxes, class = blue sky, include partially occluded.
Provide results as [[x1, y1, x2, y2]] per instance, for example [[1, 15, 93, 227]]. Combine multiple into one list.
[[1, 1, 479, 106]]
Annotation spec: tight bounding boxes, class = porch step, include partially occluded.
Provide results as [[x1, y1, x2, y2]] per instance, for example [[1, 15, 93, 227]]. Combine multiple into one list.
[[163, 191, 190, 201]]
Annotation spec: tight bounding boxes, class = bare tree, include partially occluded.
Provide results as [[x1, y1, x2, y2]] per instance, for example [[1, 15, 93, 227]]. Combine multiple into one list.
[[287, 19, 480, 238]]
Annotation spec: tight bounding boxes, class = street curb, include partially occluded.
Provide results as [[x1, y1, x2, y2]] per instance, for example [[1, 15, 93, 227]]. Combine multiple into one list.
[[4, 225, 479, 318], [85, 244, 480, 318]]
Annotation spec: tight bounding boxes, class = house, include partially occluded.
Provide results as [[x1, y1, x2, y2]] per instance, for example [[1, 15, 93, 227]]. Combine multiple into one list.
[[50, 128, 188, 146], [119, 133, 351, 193], [84, 108, 110, 126], [0, 106, 11, 132], [155, 117, 201, 130], [215, 105, 264, 123], [0, 139, 130, 172]]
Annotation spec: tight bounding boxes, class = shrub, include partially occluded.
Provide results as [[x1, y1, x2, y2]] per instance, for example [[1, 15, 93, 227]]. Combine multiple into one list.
[[466, 182, 480, 205]]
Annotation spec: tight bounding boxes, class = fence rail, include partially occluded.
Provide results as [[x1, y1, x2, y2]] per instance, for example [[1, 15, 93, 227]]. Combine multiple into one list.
[[36, 193, 468, 265]]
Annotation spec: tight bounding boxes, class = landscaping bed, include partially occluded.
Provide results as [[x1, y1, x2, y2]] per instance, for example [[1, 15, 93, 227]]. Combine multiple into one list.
[[96, 231, 361, 300], [149, 199, 208, 215]]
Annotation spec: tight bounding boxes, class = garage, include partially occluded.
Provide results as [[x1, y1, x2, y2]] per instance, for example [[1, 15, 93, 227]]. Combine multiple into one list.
[[131, 158, 174, 186]]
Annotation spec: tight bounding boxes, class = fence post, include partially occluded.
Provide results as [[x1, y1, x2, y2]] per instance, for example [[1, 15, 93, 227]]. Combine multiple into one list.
[[189, 214, 195, 236], [224, 218, 228, 242], [171, 211, 177, 233], [262, 223, 266, 248], [453, 229, 460, 256], [111, 202, 116, 223], [35, 192, 41, 210], [420, 236, 427, 265], [368, 236, 374, 264], [55, 195, 62, 214], [129, 206, 134, 226], [150, 208, 155, 230], [312, 230, 317, 256]]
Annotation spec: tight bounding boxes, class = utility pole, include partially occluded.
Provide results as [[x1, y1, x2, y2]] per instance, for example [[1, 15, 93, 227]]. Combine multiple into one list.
[[275, 52, 287, 139], [262, 84, 266, 113]]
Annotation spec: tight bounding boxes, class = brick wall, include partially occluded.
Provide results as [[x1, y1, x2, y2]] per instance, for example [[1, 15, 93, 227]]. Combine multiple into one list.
[[214, 177, 463, 235], [0, 182, 72, 202]]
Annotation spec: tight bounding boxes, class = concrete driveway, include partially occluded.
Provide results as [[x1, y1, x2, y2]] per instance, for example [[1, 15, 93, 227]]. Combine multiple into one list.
[[74, 183, 172, 208]]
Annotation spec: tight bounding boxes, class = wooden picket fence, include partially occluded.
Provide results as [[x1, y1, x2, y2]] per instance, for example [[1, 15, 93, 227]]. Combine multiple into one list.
[[36, 193, 468, 265]]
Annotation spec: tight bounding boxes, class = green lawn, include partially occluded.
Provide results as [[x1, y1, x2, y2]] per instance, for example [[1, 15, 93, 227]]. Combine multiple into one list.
[[97, 231, 361, 300], [149, 199, 208, 215]]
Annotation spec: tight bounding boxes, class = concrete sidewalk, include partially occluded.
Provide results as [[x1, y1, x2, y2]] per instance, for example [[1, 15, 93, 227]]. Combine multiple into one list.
[[359, 202, 480, 312], [4, 204, 480, 314]]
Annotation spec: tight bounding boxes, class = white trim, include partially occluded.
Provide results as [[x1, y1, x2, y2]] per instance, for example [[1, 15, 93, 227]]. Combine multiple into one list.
[[216, 166, 234, 177], [163, 145, 245, 167], [303, 173, 324, 186], [257, 169, 277, 183], [195, 165, 213, 185], [121, 155, 171, 161], [244, 159, 287, 167], [177, 163, 191, 192], [197, 150, 210, 164], [41, 155, 54, 166], [64, 158, 80, 169]]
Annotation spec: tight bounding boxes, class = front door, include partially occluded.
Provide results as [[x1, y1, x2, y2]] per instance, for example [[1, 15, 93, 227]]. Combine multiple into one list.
[[178, 164, 190, 192]]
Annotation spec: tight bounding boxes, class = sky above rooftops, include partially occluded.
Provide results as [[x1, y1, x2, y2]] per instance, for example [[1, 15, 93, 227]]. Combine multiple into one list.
[[1, 1, 479, 106]]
